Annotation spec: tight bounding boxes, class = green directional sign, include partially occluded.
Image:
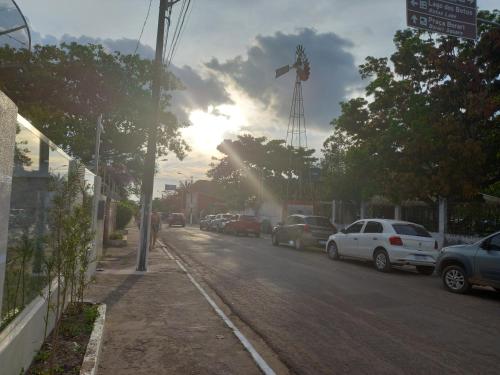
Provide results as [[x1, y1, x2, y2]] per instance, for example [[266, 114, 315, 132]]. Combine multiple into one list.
[[406, 0, 477, 40]]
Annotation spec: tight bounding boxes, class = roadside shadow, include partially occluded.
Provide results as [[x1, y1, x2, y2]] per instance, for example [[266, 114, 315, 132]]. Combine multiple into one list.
[[100, 273, 143, 309], [332, 257, 431, 277], [466, 287, 500, 302]]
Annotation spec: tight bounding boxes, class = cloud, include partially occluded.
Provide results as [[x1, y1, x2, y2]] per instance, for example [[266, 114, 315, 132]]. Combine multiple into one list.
[[206, 28, 362, 130], [169, 65, 232, 123], [26, 32, 232, 123]]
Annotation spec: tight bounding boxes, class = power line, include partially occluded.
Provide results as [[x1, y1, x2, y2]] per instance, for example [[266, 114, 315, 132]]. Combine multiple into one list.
[[166, 0, 192, 67], [165, 0, 187, 63], [162, 6, 173, 63], [134, 0, 153, 55], [167, 0, 193, 66]]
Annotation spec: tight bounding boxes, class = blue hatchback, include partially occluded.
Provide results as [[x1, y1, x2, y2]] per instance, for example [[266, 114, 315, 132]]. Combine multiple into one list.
[[436, 231, 500, 294]]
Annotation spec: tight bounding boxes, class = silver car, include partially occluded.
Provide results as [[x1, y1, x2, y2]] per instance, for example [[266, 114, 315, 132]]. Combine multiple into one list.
[[436, 231, 500, 294]]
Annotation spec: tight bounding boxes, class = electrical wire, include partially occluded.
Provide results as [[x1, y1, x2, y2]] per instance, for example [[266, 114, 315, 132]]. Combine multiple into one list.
[[134, 0, 153, 55], [165, 0, 192, 67], [165, 0, 187, 63], [167, 0, 193, 66], [162, 6, 173, 64]]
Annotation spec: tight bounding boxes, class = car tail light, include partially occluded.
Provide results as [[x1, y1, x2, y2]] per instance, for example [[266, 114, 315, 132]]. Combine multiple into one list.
[[303, 224, 310, 233], [389, 236, 403, 246], [434, 240, 438, 250]]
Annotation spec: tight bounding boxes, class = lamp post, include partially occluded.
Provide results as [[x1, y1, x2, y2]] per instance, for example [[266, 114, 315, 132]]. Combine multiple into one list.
[[177, 172, 194, 225]]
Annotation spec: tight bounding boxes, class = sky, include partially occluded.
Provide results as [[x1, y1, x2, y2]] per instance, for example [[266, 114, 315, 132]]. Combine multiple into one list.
[[10, 0, 500, 197]]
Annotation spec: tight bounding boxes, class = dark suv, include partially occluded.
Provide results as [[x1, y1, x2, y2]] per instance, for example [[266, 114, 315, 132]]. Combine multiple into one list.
[[272, 215, 337, 250], [436, 231, 500, 294], [168, 213, 186, 227]]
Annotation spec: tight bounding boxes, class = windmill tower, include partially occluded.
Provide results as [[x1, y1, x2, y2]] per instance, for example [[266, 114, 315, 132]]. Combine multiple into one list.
[[276, 45, 311, 203], [275, 45, 311, 150]]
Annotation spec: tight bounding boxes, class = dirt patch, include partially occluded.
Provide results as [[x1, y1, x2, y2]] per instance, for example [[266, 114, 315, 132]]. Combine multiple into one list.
[[27, 302, 99, 375]]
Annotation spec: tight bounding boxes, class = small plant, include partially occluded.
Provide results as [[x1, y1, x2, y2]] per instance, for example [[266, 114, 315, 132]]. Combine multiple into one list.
[[108, 232, 123, 240]]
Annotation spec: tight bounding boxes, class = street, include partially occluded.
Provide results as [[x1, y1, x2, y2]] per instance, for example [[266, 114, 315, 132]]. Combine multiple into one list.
[[163, 226, 500, 375]]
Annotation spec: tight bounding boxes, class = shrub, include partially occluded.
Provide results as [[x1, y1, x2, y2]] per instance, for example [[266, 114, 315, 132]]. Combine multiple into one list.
[[116, 201, 135, 230]]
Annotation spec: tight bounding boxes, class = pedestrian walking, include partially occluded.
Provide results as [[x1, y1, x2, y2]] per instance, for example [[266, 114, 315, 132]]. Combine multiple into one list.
[[150, 210, 161, 249]]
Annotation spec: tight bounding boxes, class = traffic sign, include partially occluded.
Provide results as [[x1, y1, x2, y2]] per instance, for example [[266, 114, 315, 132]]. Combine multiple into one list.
[[406, 0, 477, 40]]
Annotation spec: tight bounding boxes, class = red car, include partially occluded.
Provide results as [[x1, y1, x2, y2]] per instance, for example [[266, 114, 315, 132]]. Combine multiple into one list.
[[224, 215, 261, 237]]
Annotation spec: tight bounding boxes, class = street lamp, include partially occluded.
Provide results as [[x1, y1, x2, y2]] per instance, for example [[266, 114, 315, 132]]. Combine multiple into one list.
[[177, 172, 194, 225]]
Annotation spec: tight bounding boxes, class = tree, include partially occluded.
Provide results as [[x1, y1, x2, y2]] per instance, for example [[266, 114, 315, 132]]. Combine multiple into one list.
[[321, 10, 500, 204], [0, 43, 190, 186], [208, 134, 317, 210]]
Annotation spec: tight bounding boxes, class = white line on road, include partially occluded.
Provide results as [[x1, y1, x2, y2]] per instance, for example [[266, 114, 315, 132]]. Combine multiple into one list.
[[158, 241, 277, 375]]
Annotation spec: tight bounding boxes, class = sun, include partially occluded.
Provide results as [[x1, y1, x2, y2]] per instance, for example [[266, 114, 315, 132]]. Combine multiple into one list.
[[182, 104, 244, 154]]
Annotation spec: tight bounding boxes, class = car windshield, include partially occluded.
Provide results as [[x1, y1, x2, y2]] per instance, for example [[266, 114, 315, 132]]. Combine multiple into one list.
[[222, 214, 233, 219], [392, 223, 431, 237], [306, 217, 331, 227]]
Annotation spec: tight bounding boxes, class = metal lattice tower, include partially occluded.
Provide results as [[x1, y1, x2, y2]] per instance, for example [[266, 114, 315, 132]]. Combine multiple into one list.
[[286, 74, 307, 149], [275, 45, 311, 200]]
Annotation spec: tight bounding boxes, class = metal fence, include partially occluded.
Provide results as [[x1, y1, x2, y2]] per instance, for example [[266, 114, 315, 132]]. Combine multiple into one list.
[[448, 198, 500, 237]]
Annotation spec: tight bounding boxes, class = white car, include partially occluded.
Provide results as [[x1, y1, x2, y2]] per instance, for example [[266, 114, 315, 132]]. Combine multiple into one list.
[[326, 219, 439, 274]]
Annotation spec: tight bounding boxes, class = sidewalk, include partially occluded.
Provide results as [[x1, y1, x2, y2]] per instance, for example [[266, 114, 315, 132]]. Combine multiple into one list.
[[86, 226, 261, 375]]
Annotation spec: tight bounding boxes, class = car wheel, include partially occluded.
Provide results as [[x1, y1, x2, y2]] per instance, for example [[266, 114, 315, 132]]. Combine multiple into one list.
[[373, 249, 391, 272], [272, 233, 279, 246], [327, 242, 339, 260], [442, 265, 471, 294], [416, 266, 434, 275], [294, 238, 303, 250]]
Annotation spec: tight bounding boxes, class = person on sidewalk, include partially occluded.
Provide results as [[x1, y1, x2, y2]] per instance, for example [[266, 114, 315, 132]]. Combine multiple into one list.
[[150, 210, 161, 249]]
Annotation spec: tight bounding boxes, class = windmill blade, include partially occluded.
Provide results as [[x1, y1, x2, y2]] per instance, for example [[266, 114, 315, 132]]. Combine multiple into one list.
[[275, 64, 290, 79]]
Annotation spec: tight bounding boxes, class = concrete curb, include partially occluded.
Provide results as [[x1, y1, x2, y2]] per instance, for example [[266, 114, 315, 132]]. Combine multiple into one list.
[[80, 303, 107, 375]]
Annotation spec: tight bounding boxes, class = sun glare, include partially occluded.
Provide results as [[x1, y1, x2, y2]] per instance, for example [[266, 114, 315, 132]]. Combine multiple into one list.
[[183, 105, 244, 154]]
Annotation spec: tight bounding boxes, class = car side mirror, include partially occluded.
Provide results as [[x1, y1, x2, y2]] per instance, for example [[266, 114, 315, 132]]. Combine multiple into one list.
[[340, 228, 347, 234]]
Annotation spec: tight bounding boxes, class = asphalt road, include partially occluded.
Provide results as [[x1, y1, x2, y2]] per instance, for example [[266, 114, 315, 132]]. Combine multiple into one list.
[[162, 226, 500, 375]]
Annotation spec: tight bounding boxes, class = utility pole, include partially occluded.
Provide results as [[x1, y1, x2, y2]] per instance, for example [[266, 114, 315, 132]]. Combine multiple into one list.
[[137, 0, 179, 271]]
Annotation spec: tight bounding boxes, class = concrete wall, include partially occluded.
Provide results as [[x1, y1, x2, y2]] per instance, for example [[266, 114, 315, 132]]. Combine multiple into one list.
[[0, 280, 59, 375], [0, 92, 18, 316]]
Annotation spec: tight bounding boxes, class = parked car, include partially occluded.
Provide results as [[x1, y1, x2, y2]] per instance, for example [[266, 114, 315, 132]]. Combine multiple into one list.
[[208, 213, 232, 232], [215, 213, 234, 232], [436, 231, 500, 294], [168, 213, 185, 227], [326, 219, 439, 274], [272, 215, 337, 250], [224, 215, 261, 236], [200, 214, 215, 230]]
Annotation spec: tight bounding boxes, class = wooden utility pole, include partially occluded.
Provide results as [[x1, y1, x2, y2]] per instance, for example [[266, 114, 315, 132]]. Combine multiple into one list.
[[137, 0, 180, 271]]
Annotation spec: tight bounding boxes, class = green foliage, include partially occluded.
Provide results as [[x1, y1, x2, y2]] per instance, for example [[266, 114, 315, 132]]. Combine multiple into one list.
[[321, 10, 500, 203], [109, 231, 124, 240], [83, 304, 99, 332], [116, 200, 136, 229], [208, 134, 317, 210], [0, 43, 190, 183]]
